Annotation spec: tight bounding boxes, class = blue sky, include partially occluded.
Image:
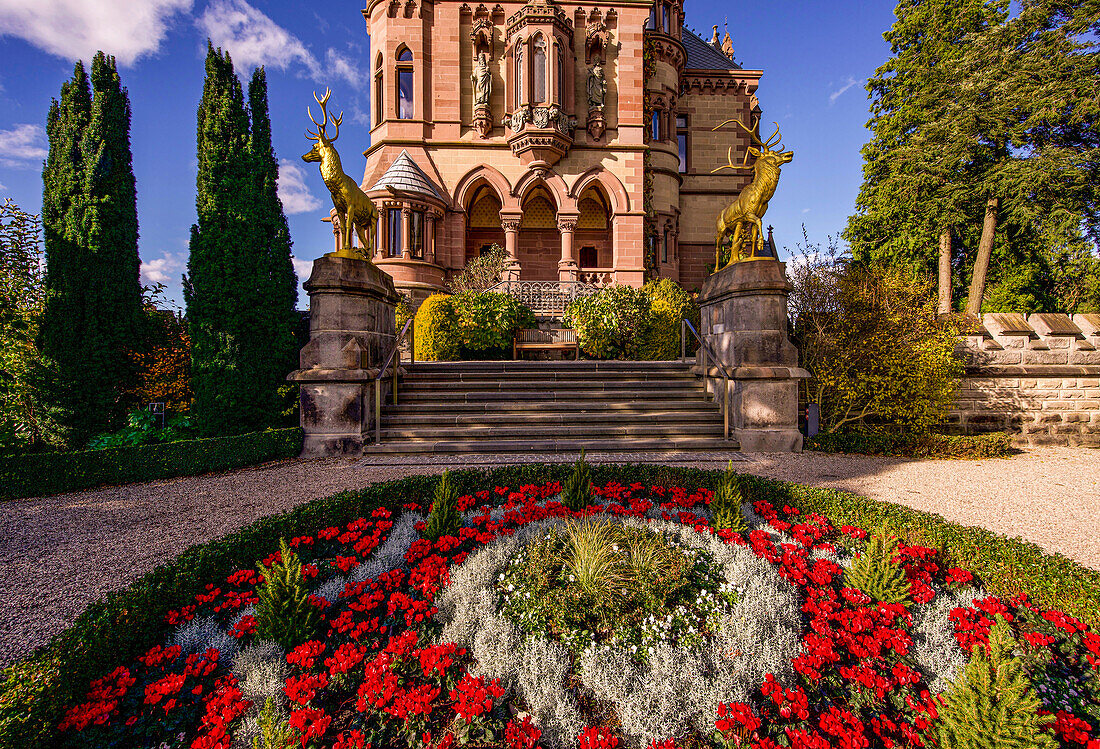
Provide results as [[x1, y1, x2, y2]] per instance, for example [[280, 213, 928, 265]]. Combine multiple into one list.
[[0, 0, 897, 309]]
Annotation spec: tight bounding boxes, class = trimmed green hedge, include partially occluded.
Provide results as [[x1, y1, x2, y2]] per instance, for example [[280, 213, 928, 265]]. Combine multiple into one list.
[[3, 463, 1096, 748], [806, 431, 1015, 459], [0, 428, 303, 501]]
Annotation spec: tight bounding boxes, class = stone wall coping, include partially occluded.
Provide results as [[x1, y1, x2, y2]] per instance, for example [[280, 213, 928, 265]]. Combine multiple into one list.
[[288, 366, 408, 383], [692, 364, 811, 380], [963, 365, 1100, 377]]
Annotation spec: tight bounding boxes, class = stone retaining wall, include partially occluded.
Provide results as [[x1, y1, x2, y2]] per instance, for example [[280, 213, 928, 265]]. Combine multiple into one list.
[[951, 313, 1100, 446]]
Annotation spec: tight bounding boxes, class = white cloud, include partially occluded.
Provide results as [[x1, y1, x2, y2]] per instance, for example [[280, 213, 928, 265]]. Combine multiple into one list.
[[197, 0, 319, 76], [0, 0, 193, 66], [0, 123, 46, 167], [278, 159, 323, 215], [802, 208, 811, 214], [140, 251, 187, 286], [828, 76, 860, 105], [196, 1, 365, 88], [325, 48, 364, 88], [291, 257, 313, 280]]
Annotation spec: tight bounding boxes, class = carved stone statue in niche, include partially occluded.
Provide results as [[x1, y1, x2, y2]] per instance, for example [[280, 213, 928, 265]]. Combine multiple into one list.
[[586, 62, 606, 109], [472, 52, 492, 107]]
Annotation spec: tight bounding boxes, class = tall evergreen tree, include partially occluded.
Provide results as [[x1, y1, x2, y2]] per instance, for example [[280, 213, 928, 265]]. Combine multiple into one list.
[[40, 54, 143, 445], [846, 0, 1100, 314], [185, 45, 298, 435]]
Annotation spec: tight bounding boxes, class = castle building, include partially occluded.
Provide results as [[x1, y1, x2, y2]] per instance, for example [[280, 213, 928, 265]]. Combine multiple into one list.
[[354, 0, 767, 303]]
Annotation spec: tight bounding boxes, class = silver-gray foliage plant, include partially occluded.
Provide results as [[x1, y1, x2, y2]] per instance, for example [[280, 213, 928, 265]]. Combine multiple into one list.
[[435, 514, 802, 749]]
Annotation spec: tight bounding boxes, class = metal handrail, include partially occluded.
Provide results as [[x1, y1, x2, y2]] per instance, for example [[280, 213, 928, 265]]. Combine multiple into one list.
[[681, 318, 737, 441], [373, 316, 414, 444]]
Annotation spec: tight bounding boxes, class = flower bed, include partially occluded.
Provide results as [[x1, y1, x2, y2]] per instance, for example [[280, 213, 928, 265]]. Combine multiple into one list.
[[52, 478, 1100, 749]]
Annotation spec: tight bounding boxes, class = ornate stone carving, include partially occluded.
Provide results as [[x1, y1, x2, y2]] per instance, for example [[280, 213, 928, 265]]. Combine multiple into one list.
[[557, 217, 578, 232], [585, 20, 610, 63], [500, 217, 521, 232]]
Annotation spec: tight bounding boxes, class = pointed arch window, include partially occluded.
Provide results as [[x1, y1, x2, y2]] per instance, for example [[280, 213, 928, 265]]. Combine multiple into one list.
[[515, 44, 524, 105], [374, 53, 384, 125], [396, 46, 414, 119], [533, 34, 547, 104], [555, 44, 564, 104]]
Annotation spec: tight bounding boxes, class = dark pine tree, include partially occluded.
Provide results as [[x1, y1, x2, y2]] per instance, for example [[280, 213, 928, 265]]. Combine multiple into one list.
[[40, 55, 144, 445], [185, 46, 299, 435]]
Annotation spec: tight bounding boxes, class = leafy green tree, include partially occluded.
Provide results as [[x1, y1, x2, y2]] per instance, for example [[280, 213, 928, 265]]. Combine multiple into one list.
[[185, 45, 298, 435], [0, 200, 67, 452], [40, 54, 144, 446], [847, 0, 1100, 314]]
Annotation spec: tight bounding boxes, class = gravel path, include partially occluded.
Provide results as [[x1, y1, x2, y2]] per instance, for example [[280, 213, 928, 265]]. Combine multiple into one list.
[[1, 446, 1097, 669]]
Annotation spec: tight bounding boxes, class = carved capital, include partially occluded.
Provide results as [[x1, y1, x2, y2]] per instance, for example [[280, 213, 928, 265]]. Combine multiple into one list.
[[557, 217, 578, 232], [500, 218, 521, 232]]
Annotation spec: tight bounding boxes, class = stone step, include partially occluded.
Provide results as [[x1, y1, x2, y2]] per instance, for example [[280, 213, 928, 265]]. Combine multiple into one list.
[[398, 378, 702, 393], [396, 389, 707, 403], [400, 372, 699, 385], [403, 360, 695, 373], [380, 423, 726, 440], [365, 436, 740, 454], [382, 410, 724, 427], [384, 400, 715, 415]]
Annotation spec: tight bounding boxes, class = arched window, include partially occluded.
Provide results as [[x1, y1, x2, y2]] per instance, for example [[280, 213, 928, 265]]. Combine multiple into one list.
[[396, 46, 414, 119], [515, 44, 524, 105], [374, 53, 384, 125], [555, 44, 564, 104], [533, 34, 547, 104]]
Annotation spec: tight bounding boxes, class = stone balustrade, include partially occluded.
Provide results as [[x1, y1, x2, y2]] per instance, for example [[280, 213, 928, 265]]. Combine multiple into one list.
[[952, 312, 1100, 446]]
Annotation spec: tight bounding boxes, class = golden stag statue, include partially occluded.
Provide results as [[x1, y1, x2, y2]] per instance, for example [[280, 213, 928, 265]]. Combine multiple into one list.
[[711, 118, 793, 271], [303, 88, 378, 260]]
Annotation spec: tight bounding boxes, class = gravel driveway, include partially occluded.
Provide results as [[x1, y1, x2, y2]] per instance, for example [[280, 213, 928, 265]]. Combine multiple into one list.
[[1, 446, 1097, 669]]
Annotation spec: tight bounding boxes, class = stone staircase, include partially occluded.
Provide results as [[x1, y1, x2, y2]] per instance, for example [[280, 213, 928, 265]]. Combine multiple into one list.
[[366, 360, 740, 455]]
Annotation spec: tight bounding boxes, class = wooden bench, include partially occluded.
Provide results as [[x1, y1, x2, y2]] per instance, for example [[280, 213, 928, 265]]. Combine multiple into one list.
[[513, 328, 580, 360]]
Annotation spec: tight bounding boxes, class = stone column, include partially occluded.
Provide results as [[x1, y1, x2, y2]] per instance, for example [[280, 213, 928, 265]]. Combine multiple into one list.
[[557, 215, 578, 283], [289, 255, 400, 456], [697, 259, 809, 452], [500, 213, 522, 282], [425, 212, 437, 264], [401, 206, 412, 260]]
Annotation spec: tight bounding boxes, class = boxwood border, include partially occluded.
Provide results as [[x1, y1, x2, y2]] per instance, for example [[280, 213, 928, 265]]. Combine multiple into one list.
[[0, 428, 304, 501], [2, 463, 1096, 749]]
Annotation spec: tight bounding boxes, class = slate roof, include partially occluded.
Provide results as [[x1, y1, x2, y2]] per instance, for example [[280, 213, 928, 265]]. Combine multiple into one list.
[[368, 150, 446, 201], [681, 27, 740, 72]]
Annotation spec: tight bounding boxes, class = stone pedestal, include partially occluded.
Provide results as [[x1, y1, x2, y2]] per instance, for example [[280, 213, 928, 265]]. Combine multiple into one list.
[[289, 255, 400, 456], [697, 259, 809, 452]]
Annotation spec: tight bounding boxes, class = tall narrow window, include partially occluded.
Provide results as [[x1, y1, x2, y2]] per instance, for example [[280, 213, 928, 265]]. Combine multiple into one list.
[[374, 54, 384, 125], [387, 207, 402, 256], [397, 47, 414, 120], [647, 6, 656, 29], [676, 115, 688, 172], [661, 4, 669, 32], [409, 210, 424, 258], [533, 35, 547, 104], [515, 45, 524, 105], [651, 110, 661, 141], [555, 44, 564, 104], [662, 230, 668, 263]]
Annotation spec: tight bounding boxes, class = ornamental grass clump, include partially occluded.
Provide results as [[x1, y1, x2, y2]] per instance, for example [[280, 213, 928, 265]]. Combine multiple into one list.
[[424, 470, 461, 542], [843, 524, 911, 606], [561, 449, 593, 511], [936, 616, 1057, 749], [254, 538, 321, 651], [710, 461, 748, 534]]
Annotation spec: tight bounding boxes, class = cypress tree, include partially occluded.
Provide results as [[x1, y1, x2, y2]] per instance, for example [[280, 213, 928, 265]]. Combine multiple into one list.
[[40, 55, 143, 445], [185, 45, 299, 435], [246, 68, 298, 421]]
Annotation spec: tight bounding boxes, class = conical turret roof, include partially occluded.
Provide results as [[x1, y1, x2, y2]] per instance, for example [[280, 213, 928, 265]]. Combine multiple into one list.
[[368, 150, 446, 202]]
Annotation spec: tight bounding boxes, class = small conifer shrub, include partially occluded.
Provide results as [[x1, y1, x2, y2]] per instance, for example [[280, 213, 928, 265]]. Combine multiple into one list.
[[424, 470, 461, 542], [250, 696, 298, 749], [843, 525, 911, 605], [254, 539, 321, 651], [936, 617, 1057, 749], [710, 461, 748, 533], [561, 450, 593, 511]]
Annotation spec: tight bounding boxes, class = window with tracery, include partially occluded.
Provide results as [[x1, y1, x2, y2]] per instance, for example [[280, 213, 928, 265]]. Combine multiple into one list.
[[397, 46, 413, 120], [515, 45, 524, 104], [533, 35, 547, 104]]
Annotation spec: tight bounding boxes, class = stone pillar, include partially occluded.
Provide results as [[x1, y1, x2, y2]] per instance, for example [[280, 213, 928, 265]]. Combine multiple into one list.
[[289, 255, 400, 456], [697, 259, 809, 452], [401, 206, 412, 260], [557, 215, 578, 283], [501, 214, 522, 282], [425, 212, 437, 264]]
